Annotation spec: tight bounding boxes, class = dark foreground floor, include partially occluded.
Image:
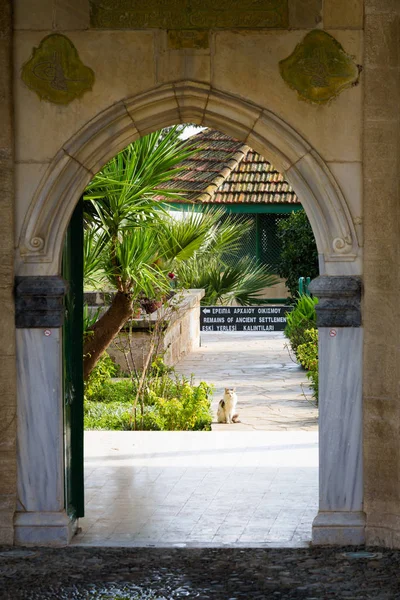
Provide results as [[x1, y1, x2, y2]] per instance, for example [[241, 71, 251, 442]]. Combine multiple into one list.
[[0, 546, 399, 599]]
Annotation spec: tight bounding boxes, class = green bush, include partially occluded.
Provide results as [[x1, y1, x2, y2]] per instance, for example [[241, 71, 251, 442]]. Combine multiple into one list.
[[84, 360, 213, 431], [297, 328, 319, 403], [84, 352, 120, 401], [148, 380, 213, 430], [277, 209, 319, 299], [84, 401, 132, 430], [284, 294, 318, 357], [88, 379, 134, 403]]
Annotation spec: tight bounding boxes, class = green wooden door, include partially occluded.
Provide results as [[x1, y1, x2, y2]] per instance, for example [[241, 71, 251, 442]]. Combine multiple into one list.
[[62, 198, 84, 519]]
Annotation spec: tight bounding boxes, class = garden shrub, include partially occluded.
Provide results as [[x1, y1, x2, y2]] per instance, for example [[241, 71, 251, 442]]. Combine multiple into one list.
[[84, 401, 132, 430], [284, 294, 318, 357], [88, 379, 134, 404], [148, 380, 213, 430], [84, 352, 120, 402], [297, 328, 319, 403], [84, 359, 213, 431], [277, 209, 319, 299]]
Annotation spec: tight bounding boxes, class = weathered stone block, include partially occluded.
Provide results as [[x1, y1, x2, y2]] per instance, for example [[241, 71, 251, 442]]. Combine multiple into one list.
[[363, 121, 398, 180], [0, 43, 12, 153], [0, 406, 16, 452], [13, 0, 53, 30], [363, 177, 399, 239], [365, 14, 399, 68], [14, 31, 155, 162], [363, 259, 397, 293], [364, 428, 400, 499], [168, 30, 209, 50], [0, 451, 16, 495], [0, 0, 11, 39], [90, 0, 289, 29], [324, 0, 363, 28], [363, 338, 398, 396], [14, 163, 50, 243], [54, 0, 90, 30], [0, 494, 15, 515], [0, 289, 15, 356], [0, 358, 17, 402], [288, 0, 322, 28], [156, 31, 210, 86], [0, 204, 14, 254], [213, 30, 363, 163], [0, 253, 13, 288], [364, 67, 400, 122], [364, 236, 398, 264], [365, 0, 400, 15], [0, 526, 14, 545]]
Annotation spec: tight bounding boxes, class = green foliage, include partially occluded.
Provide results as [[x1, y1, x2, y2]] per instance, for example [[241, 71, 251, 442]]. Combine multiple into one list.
[[277, 209, 319, 299], [297, 328, 319, 403], [83, 126, 198, 295], [284, 294, 318, 356], [84, 360, 213, 431], [84, 401, 133, 431], [285, 296, 319, 403], [177, 246, 279, 306], [83, 303, 102, 341], [84, 353, 120, 401], [145, 379, 213, 431]]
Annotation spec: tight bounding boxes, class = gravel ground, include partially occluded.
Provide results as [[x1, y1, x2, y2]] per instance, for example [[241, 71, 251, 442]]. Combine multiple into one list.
[[0, 546, 399, 599]]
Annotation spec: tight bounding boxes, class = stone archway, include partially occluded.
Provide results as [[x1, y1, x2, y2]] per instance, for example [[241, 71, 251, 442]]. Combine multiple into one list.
[[17, 81, 360, 277], [14, 81, 364, 546]]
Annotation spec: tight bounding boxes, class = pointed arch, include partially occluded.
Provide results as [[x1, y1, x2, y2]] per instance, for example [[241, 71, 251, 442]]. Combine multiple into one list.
[[17, 81, 361, 276]]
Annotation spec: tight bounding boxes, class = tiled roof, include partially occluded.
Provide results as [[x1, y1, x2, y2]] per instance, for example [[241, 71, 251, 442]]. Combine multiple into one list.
[[157, 128, 299, 205]]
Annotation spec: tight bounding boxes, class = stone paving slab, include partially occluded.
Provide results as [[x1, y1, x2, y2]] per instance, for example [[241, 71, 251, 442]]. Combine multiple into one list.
[[73, 431, 318, 548], [175, 332, 318, 431], [1, 546, 399, 599]]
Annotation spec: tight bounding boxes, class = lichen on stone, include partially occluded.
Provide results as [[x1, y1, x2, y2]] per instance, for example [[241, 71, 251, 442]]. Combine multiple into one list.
[[279, 30, 360, 104], [21, 34, 95, 105]]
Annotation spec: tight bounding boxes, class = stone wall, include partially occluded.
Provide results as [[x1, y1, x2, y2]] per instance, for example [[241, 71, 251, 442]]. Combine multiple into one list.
[[106, 290, 204, 372], [0, 0, 17, 544], [8, 0, 400, 548], [363, 0, 400, 547], [13, 0, 363, 273]]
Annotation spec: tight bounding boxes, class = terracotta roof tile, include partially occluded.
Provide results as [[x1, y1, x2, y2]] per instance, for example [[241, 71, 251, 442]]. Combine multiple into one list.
[[157, 128, 299, 204]]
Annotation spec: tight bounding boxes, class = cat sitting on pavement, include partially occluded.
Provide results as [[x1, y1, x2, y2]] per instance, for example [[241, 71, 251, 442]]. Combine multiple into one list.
[[217, 388, 240, 424]]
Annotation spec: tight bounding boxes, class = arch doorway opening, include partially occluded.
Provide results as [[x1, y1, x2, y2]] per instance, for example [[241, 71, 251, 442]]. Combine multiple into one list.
[[15, 83, 364, 548], [67, 124, 319, 546]]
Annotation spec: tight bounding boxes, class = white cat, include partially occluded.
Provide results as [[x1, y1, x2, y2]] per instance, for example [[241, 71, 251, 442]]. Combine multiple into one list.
[[217, 388, 239, 424]]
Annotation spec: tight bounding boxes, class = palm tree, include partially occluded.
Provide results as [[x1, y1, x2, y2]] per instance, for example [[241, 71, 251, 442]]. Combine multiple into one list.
[[176, 246, 279, 306], [83, 127, 200, 379], [83, 128, 279, 378]]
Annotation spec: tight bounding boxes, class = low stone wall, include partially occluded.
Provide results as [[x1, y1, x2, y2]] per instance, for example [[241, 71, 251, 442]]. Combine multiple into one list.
[[88, 289, 204, 372]]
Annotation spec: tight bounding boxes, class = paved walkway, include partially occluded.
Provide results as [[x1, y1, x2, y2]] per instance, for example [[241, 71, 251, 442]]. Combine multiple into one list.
[[73, 332, 319, 547], [73, 430, 318, 547], [175, 332, 318, 431]]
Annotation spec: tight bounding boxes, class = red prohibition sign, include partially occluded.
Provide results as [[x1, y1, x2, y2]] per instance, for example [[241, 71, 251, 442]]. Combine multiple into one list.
[[329, 329, 337, 338]]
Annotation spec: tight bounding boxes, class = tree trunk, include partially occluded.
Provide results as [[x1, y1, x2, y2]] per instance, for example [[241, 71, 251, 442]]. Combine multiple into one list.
[[83, 291, 133, 379]]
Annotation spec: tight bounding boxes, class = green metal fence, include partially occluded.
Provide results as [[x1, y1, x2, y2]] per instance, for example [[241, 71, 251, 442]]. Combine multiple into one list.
[[220, 212, 293, 271]]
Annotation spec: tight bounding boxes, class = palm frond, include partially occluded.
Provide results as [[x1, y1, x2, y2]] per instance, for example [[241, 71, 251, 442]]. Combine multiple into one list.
[[176, 254, 279, 306]]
